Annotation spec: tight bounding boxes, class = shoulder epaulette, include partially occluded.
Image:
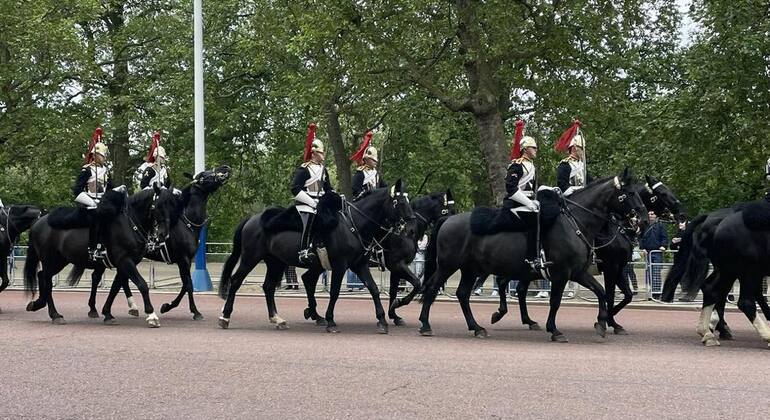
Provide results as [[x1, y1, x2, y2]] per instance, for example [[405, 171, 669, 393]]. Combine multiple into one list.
[[300, 161, 312, 168], [559, 157, 572, 164], [356, 165, 366, 171], [82, 163, 93, 169]]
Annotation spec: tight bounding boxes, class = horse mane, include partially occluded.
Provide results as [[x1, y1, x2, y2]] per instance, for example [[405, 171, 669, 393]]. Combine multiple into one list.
[[411, 191, 445, 213]]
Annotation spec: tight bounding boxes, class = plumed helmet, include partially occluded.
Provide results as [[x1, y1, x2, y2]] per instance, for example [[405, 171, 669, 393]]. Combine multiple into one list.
[[154, 145, 168, 160], [93, 142, 109, 157], [569, 134, 585, 149], [364, 146, 378, 162], [311, 139, 324, 154], [519, 136, 537, 151]]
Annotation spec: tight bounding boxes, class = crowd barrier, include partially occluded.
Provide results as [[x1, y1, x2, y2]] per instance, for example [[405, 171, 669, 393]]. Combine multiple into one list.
[[6, 245, 768, 302]]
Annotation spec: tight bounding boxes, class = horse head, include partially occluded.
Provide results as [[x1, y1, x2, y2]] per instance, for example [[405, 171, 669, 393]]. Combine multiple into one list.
[[185, 164, 232, 194], [608, 168, 649, 232], [387, 179, 415, 227], [643, 175, 683, 222]]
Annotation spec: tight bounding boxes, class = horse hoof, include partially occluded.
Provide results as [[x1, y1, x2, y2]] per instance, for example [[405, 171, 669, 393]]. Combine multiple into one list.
[[378, 322, 389, 334], [303, 308, 312, 320], [551, 334, 569, 343], [315, 318, 327, 326], [103, 317, 118, 325], [490, 312, 503, 324], [26, 301, 39, 312], [275, 322, 290, 330], [391, 317, 406, 327], [594, 322, 607, 338], [218, 317, 230, 329], [160, 303, 171, 314], [128, 308, 140, 317], [704, 338, 720, 347], [528, 322, 541, 331], [419, 328, 433, 337], [87, 310, 99, 319], [146, 313, 161, 328], [614, 327, 629, 335], [474, 329, 488, 338], [51, 317, 66, 325], [326, 326, 340, 333], [193, 313, 204, 321]]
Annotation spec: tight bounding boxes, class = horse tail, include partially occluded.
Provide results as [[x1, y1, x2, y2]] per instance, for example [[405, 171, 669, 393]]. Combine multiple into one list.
[[419, 215, 449, 302], [661, 213, 707, 301], [66, 265, 87, 286], [219, 217, 249, 299], [23, 244, 39, 296]]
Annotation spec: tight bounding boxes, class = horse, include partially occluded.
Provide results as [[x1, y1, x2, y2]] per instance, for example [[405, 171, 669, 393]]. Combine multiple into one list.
[[662, 200, 770, 345], [82, 165, 232, 320], [23, 186, 177, 326], [419, 169, 646, 342], [385, 190, 455, 326], [0, 204, 43, 311], [491, 175, 679, 334], [218, 180, 414, 334]]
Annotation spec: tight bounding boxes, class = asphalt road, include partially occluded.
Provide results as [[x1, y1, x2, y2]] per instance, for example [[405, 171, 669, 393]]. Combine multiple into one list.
[[1, 290, 768, 419]]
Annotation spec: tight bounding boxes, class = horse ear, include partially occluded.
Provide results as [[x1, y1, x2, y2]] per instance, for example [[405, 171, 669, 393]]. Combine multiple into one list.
[[620, 167, 632, 185], [395, 178, 403, 193], [645, 175, 657, 186], [446, 188, 453, 200], [183, 172, 194, 181]]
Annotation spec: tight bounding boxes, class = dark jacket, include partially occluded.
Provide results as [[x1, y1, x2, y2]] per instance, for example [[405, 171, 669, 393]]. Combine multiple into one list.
[[640, 221, 669, 251], [139, 166, 172, 189], [72, 165, 113, 197], [290, 164, 332, 196], [351, 167, 386, 198]]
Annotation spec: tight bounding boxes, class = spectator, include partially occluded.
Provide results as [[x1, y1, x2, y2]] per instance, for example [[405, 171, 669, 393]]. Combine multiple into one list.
[[411, 234, 429, 281], [283, 266, 299, 290], [624, 247, 641, 295], [669, 218, 688, 251], [640, 211, 668, 299]]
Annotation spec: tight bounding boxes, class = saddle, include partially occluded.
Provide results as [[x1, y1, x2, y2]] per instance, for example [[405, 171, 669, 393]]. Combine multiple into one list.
[[470, 189, 561, 236], [48, 190, 126, 230], [739, 200, 770, 231], [262, 191, 343, 235]]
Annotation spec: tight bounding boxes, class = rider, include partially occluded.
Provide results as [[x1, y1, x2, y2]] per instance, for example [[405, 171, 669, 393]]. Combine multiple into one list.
[[556, 120, 587, 196], [351, 131, 386, 198], [136, 131, 171, 190], [72, 127, 114, 262], [291, 122, 333, 264], [503, 119, 546, 272], [765, 157, 770, 201]]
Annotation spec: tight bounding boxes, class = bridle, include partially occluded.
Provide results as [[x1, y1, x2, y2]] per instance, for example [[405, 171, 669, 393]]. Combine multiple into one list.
[[644, 181, 680, 223]]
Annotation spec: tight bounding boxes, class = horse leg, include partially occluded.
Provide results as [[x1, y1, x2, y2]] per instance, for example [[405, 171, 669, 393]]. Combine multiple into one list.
[[355, 265, 389, 334], [736, 275, 770, 348], [573, 271, 608, 338], [101, 272, 126, 324], [219, 258, 258, 329], [490, 277, 510, 325], [455, 270, 486, 337], [609, 263, 633, 334], [0, 255, 8, 313], [42, 267, 65, 324], [119, 261, 159, 328], [160, 260, 189, 316], [25, 269, 48, 312], [418, 266, 453, 336], [301, 267, 325, 326], [324, 269, 345, 333], [389, 262, 421, 326], [122, 280, 138, 317], [697, 272, 734, 346], [387, 271, 405, 326], [515, 278, 540, 330], [758, 293, 770, 321], [263, 259, 288, 330], [714, 295, 733, 340], [87, 267, 105, 318], [545, 273, 569, 342]]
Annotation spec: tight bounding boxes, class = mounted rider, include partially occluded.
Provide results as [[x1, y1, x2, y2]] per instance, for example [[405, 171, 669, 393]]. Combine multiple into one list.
[[135, 131, 171, 190], [350, 130, 386, 199], [555, 119, 587, 196], [72, 127, 114, 262], [764, 157, 770, 201], [291, 122, 333, 264], [504, 119, 547, 271]]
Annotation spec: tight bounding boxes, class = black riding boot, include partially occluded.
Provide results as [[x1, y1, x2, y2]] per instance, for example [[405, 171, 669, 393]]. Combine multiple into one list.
[[298, 212, 316, 264], [87, 212, 104, 262], [526, 227, 550, 274]]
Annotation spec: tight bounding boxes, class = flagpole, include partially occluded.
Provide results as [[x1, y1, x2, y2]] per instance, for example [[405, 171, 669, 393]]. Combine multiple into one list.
[[191, 0, 212, 292]]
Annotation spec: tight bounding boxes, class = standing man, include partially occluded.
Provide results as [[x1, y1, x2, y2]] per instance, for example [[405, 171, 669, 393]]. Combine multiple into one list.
[[640, 210, 669, 299], [504, 119, 545, 272], [351, 131, 386, 199], [291, 122, 333, 264], [136, 132, 172, 190], [73, 127, 114, 262]]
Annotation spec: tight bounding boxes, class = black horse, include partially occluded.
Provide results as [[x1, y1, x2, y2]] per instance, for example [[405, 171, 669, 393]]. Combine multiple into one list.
[[419, 169, 646, 342], [492, 176, 679, 334], [385, 190, 455, 326], [218, 180, 414, 333], [82, 165, 232, 320], [663, 201, 770, 346], [0, 204, 42, 311], [23, 187, 176, 326]]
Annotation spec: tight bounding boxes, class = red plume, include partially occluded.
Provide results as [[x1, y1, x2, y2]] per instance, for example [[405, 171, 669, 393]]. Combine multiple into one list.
[[554, 119, 581, 153], [84, 127, 103, 164], [509, 119, 525, 160], [302, 122, 317, 162], [146, 131, 161, 163], [349, 131, 373, 163]]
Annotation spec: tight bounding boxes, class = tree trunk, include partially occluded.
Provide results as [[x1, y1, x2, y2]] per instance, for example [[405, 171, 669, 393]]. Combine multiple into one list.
[[324, 100, 353, 197], [106, 4, 131, 187], [473, 109, 508, 205]]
